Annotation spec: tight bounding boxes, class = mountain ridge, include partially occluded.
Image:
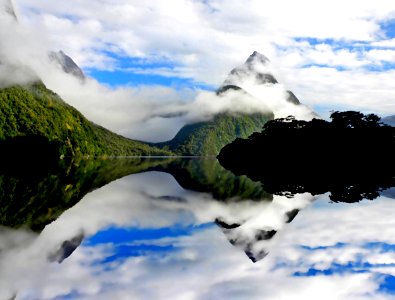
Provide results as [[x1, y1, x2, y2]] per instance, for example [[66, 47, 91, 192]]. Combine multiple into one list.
[[0, 82, 171, 157]]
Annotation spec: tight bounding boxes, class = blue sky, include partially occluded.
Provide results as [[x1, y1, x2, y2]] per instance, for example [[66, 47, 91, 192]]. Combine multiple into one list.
[[4, 0, 395, 142], [13, 0, 395, 117]]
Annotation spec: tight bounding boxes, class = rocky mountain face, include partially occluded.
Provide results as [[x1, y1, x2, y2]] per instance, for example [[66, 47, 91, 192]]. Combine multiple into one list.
[[219, 51, 300, 105], [157, 51, 316, 156], [49, 51, 85, 81], [0, 0, 16, 19]]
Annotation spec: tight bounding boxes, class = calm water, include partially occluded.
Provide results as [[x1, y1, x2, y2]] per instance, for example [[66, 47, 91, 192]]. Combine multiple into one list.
[[1, 158, 395, 300]]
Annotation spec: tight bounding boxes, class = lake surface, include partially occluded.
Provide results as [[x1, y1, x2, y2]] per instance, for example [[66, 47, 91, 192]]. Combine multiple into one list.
[[1, 158, 395, 300]]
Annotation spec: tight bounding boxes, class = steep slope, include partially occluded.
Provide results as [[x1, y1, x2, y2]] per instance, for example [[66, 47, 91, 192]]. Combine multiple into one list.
[[157, 112, 273, 156], [156, 51, 317, 156], [1, 0, 17, 19], [220, 51, 301, 105], [0, 82, 171, 157], [49, 50, 85, 81]]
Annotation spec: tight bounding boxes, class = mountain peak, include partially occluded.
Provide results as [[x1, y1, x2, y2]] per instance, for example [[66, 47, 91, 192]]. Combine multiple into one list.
[[220, 51, 276, 88], [245, 51, 270, 66], [1, 0, 17, 19], [49, 51, 85, 81]]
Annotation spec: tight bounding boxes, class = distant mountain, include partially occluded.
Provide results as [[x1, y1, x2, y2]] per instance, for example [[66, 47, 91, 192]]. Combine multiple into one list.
[[156, 51, 316, 156], [220, 51, 301, 105], [0, 82, 171, 158], [49, 51, 85, 81], [382, 115, 395, 126], [1, 1, 84, 81], [156, 112, 273, 156], [156, 51, 287, 156]]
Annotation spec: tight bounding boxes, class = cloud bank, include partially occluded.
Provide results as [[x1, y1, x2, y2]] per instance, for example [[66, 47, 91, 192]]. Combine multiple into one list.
[[1, 171, 395, 299], [0, 2, 315, 142], [11, 0, 395, 116]]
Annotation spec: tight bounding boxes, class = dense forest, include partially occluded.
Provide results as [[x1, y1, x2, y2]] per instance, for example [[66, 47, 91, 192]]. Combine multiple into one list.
[[218, 111, 395, 202], [156, 112, 273, 156], [0, 157, 173, 231], [0, 82, 172, 158]]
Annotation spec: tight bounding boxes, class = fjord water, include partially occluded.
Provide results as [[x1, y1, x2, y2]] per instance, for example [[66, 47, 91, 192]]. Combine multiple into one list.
[[1, 158, 395, 299]]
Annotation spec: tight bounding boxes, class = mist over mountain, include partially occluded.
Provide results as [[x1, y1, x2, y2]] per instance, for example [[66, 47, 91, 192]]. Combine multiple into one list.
[[0, 0, 16, 19], [49, 51, 85, 81], [0, 0, 317, 145], [155, 50, 316, 155], [220, 51, 299, 104], [218, 51, 316, 120], [0, 0, 318, 156], [0, 82, 171, 158]]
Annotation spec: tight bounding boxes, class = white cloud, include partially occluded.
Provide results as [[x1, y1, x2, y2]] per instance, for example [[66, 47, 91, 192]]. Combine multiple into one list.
[[366, 49, 395, 62], [9, 0, 395, 116], [1, 172, 395, 299], [2, 0, 395, 143]]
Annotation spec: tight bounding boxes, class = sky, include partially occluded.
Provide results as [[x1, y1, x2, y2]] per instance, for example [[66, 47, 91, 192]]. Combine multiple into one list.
[[3, 0, 395, 141], [1, 171, 395, 299]]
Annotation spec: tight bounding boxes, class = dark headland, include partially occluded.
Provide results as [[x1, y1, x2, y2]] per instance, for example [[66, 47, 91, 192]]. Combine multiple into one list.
[[217, 111, 395, 202]]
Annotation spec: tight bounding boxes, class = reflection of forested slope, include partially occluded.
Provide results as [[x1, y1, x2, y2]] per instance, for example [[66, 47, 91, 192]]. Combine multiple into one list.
[[0, 158, 272, 231], [219, 111, 395, 202], [149, 158, 272, 201], [0, 158, 172, 231]]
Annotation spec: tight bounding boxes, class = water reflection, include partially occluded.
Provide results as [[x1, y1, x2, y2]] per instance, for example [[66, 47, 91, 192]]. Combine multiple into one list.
[[0, 159, 394, 299]]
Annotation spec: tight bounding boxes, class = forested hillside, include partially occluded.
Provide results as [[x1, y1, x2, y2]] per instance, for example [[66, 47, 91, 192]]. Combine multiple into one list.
[[0, 82, 172, 157]]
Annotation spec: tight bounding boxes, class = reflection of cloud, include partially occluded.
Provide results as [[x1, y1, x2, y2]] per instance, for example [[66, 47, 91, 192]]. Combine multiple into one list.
[[1, 173, 395, 299]]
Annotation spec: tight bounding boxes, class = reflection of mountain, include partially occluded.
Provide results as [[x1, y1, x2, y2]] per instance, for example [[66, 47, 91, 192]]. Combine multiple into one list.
[[0, 158, 173, 230], [0, 157, 314, 265], [147, 158, 314, 263], [149, 158, 272, 201], [215, 195, 311, 262], [48, 233, 84, 263], [218, 111, 395, 202]]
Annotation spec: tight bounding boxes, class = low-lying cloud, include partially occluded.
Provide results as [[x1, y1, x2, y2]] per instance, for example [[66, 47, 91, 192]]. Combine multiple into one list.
[[0, 5, 317, 143]]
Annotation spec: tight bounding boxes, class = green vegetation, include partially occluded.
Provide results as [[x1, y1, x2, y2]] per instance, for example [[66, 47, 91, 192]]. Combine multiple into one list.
[[218, 111, 395, 202], [0, 157, 174, 230], [151, 158, 272, 201], [0, 81, 274, 158], [156, 112, 274, 156], [0, 157, 272, 231], [0, 82, 172, 157]]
